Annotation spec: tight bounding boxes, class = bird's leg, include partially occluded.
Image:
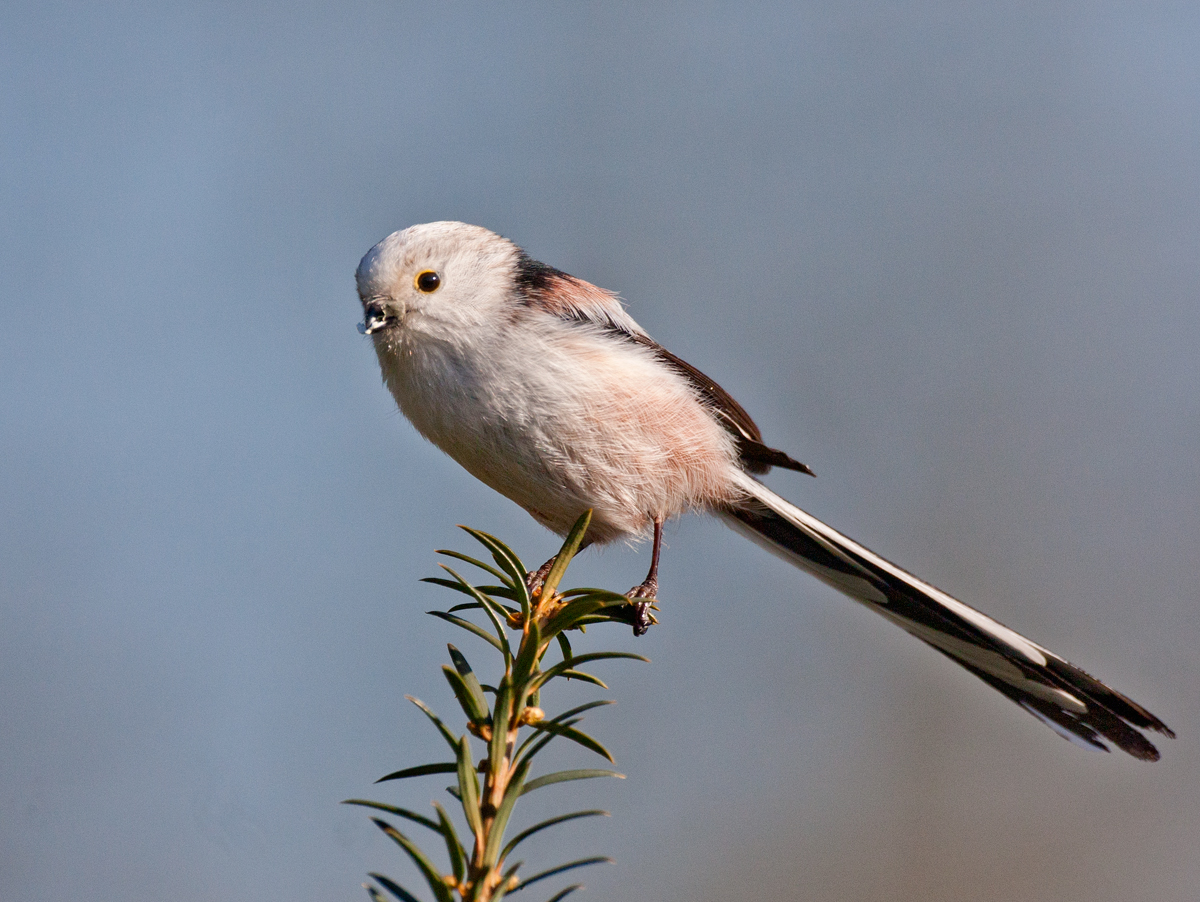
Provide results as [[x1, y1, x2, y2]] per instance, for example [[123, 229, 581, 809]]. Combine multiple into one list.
[[626, 516, 663, 636], [626, 516, 663, 599]]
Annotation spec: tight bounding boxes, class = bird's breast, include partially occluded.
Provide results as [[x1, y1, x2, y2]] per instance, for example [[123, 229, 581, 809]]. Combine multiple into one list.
[[374, 322, 741, 542]]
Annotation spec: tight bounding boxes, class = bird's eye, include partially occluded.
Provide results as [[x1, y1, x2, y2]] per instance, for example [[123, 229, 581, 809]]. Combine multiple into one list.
[[414, 270, 441, 293]]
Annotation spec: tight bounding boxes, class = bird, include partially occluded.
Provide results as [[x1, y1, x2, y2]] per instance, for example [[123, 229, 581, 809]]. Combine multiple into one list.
[[356, 220, 1173, 761]]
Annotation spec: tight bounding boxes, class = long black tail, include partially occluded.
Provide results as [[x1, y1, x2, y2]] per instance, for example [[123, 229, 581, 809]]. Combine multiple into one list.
[[722, 474, 1173, 761]]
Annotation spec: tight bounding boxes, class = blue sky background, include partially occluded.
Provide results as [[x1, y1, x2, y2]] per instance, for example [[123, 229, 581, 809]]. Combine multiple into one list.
[[3, 3, 1199, 900]]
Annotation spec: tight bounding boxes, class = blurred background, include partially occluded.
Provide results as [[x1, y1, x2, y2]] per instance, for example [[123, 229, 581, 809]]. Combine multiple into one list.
[[3, 3, 1198, 899]]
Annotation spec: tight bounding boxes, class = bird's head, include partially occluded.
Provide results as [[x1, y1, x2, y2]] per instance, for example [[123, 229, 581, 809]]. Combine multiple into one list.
[[356, 221, 520, 343]]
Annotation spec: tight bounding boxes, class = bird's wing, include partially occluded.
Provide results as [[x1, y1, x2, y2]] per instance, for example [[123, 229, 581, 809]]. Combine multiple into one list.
[[514, 255, 811, 475]]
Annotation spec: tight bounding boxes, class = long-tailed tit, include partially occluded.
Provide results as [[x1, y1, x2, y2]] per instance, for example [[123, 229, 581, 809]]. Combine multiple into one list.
[[356, 220, 1172, 761]]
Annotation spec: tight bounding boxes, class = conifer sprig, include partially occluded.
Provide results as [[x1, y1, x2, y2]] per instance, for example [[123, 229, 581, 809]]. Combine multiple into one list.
[[348, 511, 649, 902]]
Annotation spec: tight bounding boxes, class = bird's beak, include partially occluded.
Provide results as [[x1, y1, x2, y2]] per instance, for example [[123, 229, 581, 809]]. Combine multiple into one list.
[[359, 301, 395, 335]]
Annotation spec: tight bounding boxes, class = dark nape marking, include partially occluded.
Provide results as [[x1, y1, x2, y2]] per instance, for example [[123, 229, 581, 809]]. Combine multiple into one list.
[[514, 251, 578, 299]]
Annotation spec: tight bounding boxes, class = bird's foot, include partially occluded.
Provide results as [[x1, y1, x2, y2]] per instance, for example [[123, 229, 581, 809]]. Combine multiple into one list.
[[626, 576, 658, 600], [625, 578, 659, 637], [631, 602, 658, 636], [525, 557, 555, 598]]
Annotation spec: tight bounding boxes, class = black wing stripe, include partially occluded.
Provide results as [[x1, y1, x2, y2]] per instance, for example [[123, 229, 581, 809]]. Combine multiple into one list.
[[737, 438, 816, 476], [625, 334, 763, 441], [624, 334, 816, 476]]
